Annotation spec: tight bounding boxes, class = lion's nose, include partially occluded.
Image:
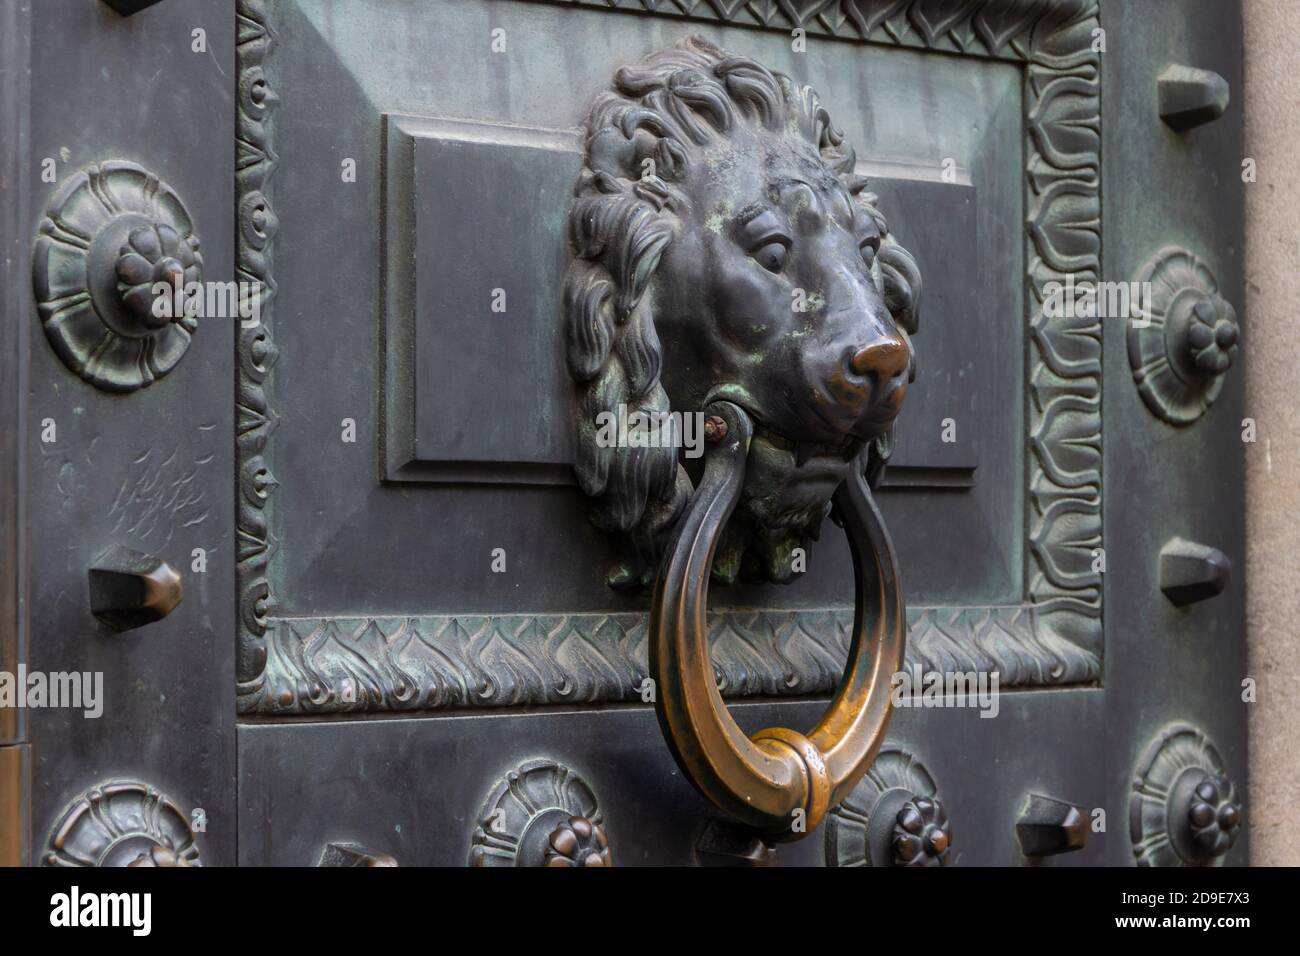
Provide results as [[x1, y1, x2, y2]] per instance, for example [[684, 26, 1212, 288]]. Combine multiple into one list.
[[850, 336, 910, 382]]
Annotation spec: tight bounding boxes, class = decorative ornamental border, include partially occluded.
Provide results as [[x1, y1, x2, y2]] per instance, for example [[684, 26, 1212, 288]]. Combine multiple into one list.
[[236, 0, 279, 692], [235, 0, 1102, 715], [240, 604, 1086, 714], [529, 0, 1090, 62]]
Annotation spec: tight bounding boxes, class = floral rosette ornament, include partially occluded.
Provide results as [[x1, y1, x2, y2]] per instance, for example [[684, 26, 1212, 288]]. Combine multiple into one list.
[[1128, 246, 1239, 425], [115, 222, 204, 331], [892, 795, 951, 867], [33, 161, 203, 391], [1187, 773, 1241, 858]]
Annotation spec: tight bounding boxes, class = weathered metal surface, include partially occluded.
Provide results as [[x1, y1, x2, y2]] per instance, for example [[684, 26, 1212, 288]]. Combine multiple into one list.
[[23, 0, 237, 866], [1102, 0, 1246, 869], [0, 0, 33, 869], [11, 0, 1246, 868], [237, 693, 1114, 866], [234, 0, 1098, 717]]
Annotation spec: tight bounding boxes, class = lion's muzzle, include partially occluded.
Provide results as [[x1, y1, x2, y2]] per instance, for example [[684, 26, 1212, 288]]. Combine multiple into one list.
[[849, 332, 912, 430]]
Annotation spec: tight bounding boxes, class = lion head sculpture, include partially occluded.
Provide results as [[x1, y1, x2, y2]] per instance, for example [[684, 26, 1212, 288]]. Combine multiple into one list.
[[565, 36, 922, 589]]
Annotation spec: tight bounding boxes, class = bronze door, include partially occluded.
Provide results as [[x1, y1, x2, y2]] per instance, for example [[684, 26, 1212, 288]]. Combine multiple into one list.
[[4, 0, 1246, 868]]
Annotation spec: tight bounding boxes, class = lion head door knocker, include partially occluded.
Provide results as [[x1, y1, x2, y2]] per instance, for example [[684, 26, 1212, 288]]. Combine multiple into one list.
[[564, 37, 922, 842]]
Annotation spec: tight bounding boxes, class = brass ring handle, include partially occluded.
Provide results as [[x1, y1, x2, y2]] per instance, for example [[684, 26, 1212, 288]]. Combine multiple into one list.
[[649, 401, 906, 841]]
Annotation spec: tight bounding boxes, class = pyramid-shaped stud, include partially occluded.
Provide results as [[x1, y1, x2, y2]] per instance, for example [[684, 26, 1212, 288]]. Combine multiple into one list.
[[101, 0, 167, 14], [1158, 64, 1230, 132], [1160, 537, 1231, 607], [317, 843, 398, 867], [88, 545, 183, 631], [1016, 794, 1088, 857]]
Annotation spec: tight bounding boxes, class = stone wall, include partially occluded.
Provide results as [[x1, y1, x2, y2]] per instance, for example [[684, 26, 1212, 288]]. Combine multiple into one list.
[[1243, 0, 1300, 867]]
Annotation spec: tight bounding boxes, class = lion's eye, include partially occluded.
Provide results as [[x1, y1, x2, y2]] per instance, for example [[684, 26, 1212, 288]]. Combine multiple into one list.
[[752, 239, 789, 273]]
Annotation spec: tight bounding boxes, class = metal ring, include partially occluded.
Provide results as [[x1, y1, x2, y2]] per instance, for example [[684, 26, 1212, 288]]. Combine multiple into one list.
[[649, 401, 906, 840]]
